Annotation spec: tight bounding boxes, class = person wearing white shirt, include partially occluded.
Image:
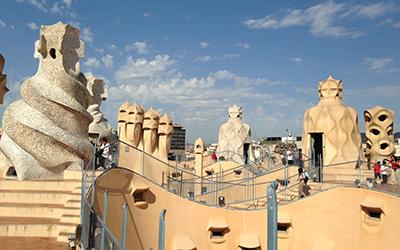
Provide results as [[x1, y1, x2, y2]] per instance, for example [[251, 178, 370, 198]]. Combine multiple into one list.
[[96, 138, 110, 170], [381, 160, 389, 184]]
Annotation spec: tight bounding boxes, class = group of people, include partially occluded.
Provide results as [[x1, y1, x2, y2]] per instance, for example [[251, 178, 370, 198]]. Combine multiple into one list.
[[374, 155, 400, 185]]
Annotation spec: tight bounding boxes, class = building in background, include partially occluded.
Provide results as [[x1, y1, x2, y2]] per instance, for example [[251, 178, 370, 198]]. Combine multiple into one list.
[[169, 123, 186, 160]]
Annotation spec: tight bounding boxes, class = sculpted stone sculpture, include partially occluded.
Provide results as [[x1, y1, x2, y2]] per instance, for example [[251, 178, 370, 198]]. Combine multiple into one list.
[[0, 22, 93, 180], [364, 106, 395, 163], [157, 113, 173, 163], [301, 76, 364, 167], [216, 104, 255, 165], [117, 101, 173, 185], [87, 74, 113, 143], [143, 107, 160, 155], [0, 54, 9, 104]]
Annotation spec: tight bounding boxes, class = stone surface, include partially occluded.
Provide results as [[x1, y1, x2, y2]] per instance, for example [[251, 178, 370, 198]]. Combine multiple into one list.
[[0, 22, 93, 180], [86, 74, 113, 142], [0, 54, 9, 104], [364, 106, 395, 163], [216, 104, 255, 165], [117, 101, 173, 185], [301, 76, 364, 167]]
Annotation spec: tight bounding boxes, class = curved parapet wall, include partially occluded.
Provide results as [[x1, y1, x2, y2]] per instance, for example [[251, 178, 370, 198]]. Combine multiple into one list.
[[0, 22, 93, 180], [364, 106, 395, 163], [90, 168, 400, 250]]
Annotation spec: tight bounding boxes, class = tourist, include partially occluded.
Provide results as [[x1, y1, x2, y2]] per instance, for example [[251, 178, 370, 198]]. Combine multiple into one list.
[[212, 152, 217, 163], [297, 167, 307, 198], [389, 156, 400, 185], [373, 161, 382, 184], [287, 147, 294, 165], [381, 160, 389, 184], [96, 138, 110, 170]]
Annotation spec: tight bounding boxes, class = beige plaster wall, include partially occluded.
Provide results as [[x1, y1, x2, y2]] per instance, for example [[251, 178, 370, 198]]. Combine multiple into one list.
[[90, 168, 400, 250]]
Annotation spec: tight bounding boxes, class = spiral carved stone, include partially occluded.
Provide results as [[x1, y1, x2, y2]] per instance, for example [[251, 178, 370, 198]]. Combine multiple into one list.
[[0, 22, 93, 180]]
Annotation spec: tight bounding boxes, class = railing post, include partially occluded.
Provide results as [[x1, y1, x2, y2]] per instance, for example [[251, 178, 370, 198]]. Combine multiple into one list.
[[115, 137, 119, 166], [92, 150, 96, 185], [175, 156, 178, 193], [268, 147, 270, 171], [246, 173, 249, 208], [81, 173, 87, 223], [359, 148, 362, 186], [142, 139, 145, 176], [158, 209, 167, 250], [80, 160, 85, 223], [308, 149, 311, 179], [267, 181, 278, 250], [210, 172, 213, 205], [121, 203, 128, 249], [284, 164, 287, 202], [91, 181, 95, 208], [100, 190, 108, 250], [319, 155, 322, 191]]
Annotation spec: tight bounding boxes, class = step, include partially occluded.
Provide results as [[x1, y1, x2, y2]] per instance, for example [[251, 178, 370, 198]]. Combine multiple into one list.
[[0, 217, 76, 238], [57, 231, 72, 243], [0, 202, 80, 218], [0, 190, 80, 204], [0, 179, 82, 192], [60, 214, 80, 224], [0, 236, 67, 250]]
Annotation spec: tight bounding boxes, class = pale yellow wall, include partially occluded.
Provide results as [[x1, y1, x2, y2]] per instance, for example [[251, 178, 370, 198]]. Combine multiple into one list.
[[90, 168, 400, 250]]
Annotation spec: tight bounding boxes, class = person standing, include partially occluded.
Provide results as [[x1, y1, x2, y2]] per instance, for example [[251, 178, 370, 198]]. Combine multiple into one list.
[[373, 161, 382, 184], [381, 160, 389, 184], [96, 138, 110, 170], [297, 167, 306, 198], [389, 156, 400, 185], [287, 147, 294, 165]]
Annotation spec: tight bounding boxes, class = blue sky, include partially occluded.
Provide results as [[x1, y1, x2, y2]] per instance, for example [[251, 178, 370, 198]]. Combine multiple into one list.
[[0, 0, 399, 144]]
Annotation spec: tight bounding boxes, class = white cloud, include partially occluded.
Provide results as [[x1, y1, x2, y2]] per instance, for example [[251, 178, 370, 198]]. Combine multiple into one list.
[[394, 22, 400, 28], [363, 58, 394, 70], [95, 47, 104, 54], [63, 0, 72, 8], [291, 57, 302, 63], [107, 44, 117, 50], [223, 54, 240, 59], [81, 27, 93, 43], [354, 2, 394, 19], [237, 43, 250, 49], [26, 22, 39, 30], [115, 55, 176, 81], [83, 58, 100, 68], [362, 58, 399, 74], [0, 20, 5, 27], [126, 41, 148, 54], [193, 55, 213, 63], [295, 86, 314, 94], [199, 42, 209, 48], [242, 1, 394, 38], [51, 2, 63, 15], [102, 54, 113, 68], [68, 21, 80, 29], [27, 0, 48, 12], [143, 13, 150, 17]]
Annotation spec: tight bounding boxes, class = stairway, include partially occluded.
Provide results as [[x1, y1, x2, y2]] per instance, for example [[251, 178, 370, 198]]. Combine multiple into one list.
[[0, 169, 101, 249]]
